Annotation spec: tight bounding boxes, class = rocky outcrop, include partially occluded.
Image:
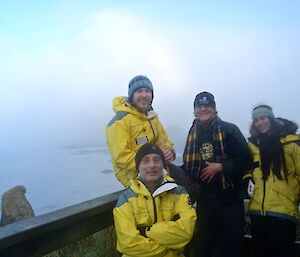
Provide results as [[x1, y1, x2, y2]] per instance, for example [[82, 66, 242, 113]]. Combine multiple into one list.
[[0, 185, 35, 226]]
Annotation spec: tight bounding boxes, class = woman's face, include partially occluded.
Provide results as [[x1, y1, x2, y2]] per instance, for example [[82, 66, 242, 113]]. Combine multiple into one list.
[[253, 116, 271, 134]]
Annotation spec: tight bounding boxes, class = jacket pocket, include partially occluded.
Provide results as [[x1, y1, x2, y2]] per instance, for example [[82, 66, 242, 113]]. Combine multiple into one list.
[[272, 184, 297, 204]]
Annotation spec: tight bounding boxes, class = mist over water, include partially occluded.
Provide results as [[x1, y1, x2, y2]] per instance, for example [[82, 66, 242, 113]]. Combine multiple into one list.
[[0, 136, 186, 216], [0, 145, 122, 215]]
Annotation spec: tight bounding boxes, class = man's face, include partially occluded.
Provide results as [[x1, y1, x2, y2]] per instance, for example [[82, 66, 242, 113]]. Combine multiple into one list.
[[138, 153, 163, 184], [132, 87, 152, 112], [194, 105, 216, 123], [253, 116, 271, 134]]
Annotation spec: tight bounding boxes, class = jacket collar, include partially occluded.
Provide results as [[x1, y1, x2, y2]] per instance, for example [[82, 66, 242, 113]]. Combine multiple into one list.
[[131, 176, 178, 197]]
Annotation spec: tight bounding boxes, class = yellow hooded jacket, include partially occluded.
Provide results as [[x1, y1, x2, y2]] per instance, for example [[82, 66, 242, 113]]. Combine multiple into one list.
[[113, 177, 197, 257], [106, 96, 174, 187], [243, 133, 300, 221]]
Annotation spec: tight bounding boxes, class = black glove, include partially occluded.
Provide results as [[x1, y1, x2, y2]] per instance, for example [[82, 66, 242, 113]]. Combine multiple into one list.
[[239, 177, 252, 199], [137, 225, 151, 237], [171, 213, 180, 221]]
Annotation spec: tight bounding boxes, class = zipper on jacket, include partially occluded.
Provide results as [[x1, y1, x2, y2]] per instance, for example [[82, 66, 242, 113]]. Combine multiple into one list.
[[262, 180, 266, 214], [148, 120, 157, 143], [152, 197, 158, 223]]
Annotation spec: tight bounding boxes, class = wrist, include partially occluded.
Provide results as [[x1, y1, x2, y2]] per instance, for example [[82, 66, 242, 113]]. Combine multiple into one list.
[[217, 163, 223, 172]]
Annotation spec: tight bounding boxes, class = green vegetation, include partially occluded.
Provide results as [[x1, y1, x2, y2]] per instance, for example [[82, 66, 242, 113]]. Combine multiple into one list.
[[44, 216, 299, 257], [44, 226, 120, 257]]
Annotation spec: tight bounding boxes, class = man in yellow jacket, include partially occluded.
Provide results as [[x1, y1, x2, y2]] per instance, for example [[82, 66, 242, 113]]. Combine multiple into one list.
[[106, 75, 175, 187], [113, 143, 196, 257]]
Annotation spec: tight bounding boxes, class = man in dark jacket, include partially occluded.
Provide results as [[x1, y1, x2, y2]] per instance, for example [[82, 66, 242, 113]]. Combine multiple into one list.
[[182, 91, 252, 257]]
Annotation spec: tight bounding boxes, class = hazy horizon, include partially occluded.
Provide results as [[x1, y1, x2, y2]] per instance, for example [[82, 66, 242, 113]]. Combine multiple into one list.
[[1, 1, 299, 153]]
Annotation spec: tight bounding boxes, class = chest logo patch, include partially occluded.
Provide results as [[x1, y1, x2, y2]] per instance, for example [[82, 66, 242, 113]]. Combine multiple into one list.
[[199, 143, 213, 160], [136, 136, 148, 145]]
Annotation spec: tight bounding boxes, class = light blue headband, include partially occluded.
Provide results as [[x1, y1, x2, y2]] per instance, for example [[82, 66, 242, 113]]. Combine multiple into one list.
[[252, 106, 275, 120]]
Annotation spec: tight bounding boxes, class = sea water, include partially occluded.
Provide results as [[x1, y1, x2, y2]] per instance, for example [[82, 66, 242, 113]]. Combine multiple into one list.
[[0, 146, 123, 215]]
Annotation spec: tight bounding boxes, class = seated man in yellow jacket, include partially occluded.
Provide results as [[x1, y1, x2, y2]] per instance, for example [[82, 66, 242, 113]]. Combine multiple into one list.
[[113, 143, 196, 257], [106, 75, 175, 187]]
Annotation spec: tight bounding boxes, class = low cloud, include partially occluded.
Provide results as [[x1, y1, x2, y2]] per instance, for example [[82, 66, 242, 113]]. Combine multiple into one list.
[[1, 7, 299, 151]]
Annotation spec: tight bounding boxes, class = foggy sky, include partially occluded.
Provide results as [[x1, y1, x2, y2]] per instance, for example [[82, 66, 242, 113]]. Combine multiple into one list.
[[1, 1, 299, 154]]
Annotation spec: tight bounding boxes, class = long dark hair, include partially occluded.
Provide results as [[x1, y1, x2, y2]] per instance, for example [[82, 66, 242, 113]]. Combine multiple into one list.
[[254, 117, 288, 181]]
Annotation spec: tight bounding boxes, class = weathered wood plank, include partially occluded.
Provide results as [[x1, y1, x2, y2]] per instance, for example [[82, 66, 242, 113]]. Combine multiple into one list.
[[0, 190, 123, 257]]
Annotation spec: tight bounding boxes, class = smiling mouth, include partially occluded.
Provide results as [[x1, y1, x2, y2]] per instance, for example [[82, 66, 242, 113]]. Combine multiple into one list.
[[147, 171, 158, 175], [139, 101, 150, 106]]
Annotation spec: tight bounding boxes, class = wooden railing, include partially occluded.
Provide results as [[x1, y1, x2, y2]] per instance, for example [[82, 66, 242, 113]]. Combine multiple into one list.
[[0, 190, 299, 257], [0, 190, 123, 257]]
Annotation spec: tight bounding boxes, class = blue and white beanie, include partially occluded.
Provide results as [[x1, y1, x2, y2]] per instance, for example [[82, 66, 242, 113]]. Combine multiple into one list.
[[128, 75, 153, 102]]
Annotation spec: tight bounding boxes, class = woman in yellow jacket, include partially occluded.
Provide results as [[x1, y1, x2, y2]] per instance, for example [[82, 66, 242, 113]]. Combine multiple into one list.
[[243, 104, 300, 257], [113, 143, 196, 257]]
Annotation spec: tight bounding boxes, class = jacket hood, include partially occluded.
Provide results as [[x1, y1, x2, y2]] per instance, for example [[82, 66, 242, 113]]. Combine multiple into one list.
[[112, 96, 157, 118], [277, 117, 298, 135], [112, 96, 134, 113]]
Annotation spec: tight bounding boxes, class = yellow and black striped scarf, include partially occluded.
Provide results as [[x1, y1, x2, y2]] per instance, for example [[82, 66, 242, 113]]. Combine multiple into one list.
[[183, 117, 231, 189]]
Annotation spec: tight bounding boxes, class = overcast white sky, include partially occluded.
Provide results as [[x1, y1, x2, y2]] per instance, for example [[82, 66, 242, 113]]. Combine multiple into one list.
[[1, 1, 299, 153]]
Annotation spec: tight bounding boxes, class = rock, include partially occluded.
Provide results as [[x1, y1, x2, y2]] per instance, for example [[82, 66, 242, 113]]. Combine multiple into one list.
[[0, 185, 35, 226]]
